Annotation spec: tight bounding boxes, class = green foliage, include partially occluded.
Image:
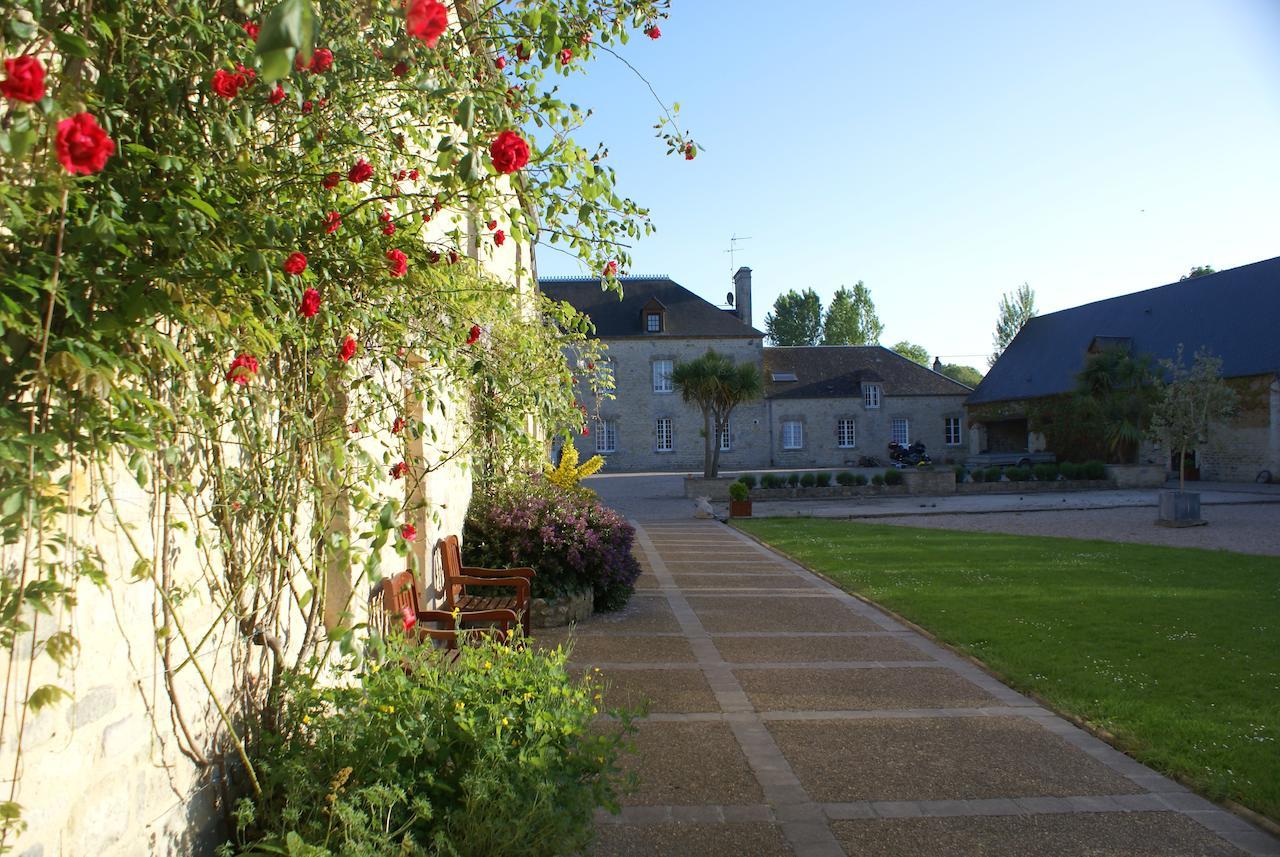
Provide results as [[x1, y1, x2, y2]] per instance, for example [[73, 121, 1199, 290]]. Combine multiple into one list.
[[883, 469, 903, 486], [1082, 460, 1107, 480], [990, 283, 1036, 367], [798, 473, 816, 488], [939, 363, 984, 387], [1151, 346, 1239, 491], [954, 465, 967, 481], [760, 473, 784, 489], [728, 481, 748, 502], [969, 467, 985, 483], [1032, 463, 1059, 481], [1180, 266, 1216, 280], [982, 466, 1003, 483], [821, 281, 882, 346], [786, 473, 801, 487], [737, 474, 757, 489], [853, 473, 868, 486], [891, 341, 930, 366], [764, 288, 822, 346], [1004, 466, 1030, 482], [1058, 462, 1079, 480], [233, 635, 633, 856], [734, 518, 1280, 823], [871, 474, 884, 486], [814, 472, 832, 487], [1075, 349, 1161, 463], [835, 471, 855, 486], [671, 350, 763, 478]]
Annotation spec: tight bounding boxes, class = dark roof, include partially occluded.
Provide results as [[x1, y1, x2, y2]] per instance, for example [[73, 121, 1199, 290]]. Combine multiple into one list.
[[969, 256, 1280, 405], [539, 276, 763, 338], [763, 346, 973, 400]]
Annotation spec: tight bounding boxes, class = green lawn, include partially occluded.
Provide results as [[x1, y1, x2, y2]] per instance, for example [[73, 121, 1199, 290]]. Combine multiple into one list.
[[732, 518, 1280, 822]]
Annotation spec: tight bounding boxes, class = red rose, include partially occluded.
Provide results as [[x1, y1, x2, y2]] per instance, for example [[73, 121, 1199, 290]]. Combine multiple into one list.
[[392, 416, 406, 434], [386, 249, 408, 277], [309, 48, 333, 73], [301, 100, 313, 114], [408, 169, 419, 180], [339, 335, 358, 362], [516, 43, 531, 62], [422, 213, 432, 223], [242, 21, 260, 41], [211, 68, 245, 99], [406, 0, 448, 47], [559, 48, 573, 66], [683, 142, 696, 161], [493, 230, 505, 247], [390, 461, 409, 479], [55, 113, 115, 176], [645, 25, 661, 39], [283, 252, 307, 275], [1, 56, 46, 103], [486, 219, 497, 230], [581, 425, 590, 436], [226, 353, 259, 385], [298, 288, 322, 318], [236, 63, 256, 82], [392, 60, 410, 78], [401, 523, 417, 542], [325, 211, 342, 233], [348, 158, 373, 183], [495, 56, 506, 70], [379, 209, 393, 222], [322, 172, 340, 189], [428, 250, 440, 263], [603, 260, 617, 278], [489, 130, 530, 174], [448, 250, 459, 265], [382, 224, 396, 236], [267, 84, 286, 105], [466, 324, 481, 345]]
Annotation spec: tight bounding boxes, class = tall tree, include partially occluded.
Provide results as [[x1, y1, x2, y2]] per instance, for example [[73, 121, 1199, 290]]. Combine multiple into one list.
[[939, 364, 984, 387], [1076, 347, 1161, 463], [764, 288, 822, 346], [822, 282, 883, 345], [989, 283, 1036, 367], [672, 350, 764, 478], [1180, 265, 1216, 280], [891, 341, 930, 366]]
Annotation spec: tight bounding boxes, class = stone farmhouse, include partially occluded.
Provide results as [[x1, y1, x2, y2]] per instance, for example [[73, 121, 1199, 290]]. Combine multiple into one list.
[[541, 268, 973, 473], [966, 256, 1280, 482]]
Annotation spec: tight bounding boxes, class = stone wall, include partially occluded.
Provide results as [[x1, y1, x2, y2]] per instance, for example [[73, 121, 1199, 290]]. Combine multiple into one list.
[[1196, 375, 1279, 483]]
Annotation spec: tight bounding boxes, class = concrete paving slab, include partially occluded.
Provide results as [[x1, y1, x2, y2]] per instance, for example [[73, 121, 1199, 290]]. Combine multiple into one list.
[[537, 632, 697, 664], [618, 721, 764, 806], [769, 717, 1144, 801], [735, 667, 998, 711], [669, 573, 818, 590], [713, 634, 933, 664], [686, 595, 881, 633], [573, 594, 681, 634], [590, 822, 794, 856], [581, 667, 719, 714], [830, 812, 1251, 857]]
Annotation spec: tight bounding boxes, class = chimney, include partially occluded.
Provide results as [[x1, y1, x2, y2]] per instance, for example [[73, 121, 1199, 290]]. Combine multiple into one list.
[[733, 267, 752, 327], [932, 356, 943, 373]]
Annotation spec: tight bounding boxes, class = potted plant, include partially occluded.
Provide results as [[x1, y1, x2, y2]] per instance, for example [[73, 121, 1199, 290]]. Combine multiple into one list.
[[728, 480, 752, 517], [1150, 347, 1238, 527]]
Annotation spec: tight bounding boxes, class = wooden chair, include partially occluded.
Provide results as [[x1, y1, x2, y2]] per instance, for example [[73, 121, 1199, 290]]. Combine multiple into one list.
[[374, 570, 518, 652], [437, 534, 535, 637]]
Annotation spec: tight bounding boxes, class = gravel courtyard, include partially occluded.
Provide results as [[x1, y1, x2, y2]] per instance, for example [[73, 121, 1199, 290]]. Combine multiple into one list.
[[871, 502, 1280, 556]]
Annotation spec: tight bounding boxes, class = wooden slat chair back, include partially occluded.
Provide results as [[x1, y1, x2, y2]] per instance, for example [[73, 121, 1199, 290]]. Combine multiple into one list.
[[374, 570, 517, 654], [437, 535, 535, 637]]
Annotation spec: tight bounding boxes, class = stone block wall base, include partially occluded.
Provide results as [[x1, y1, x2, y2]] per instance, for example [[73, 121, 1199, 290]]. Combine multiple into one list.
[[1156, 491, 1206, 528], [531, 589, 594, 628]]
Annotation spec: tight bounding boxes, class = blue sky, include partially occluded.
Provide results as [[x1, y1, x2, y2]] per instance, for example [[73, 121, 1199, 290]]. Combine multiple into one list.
[[535, 0, 1280, 370]]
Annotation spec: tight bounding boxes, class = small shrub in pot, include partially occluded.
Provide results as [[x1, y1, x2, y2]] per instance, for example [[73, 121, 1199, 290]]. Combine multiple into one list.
[[787, 472, 801, 487], [815, 472, 832, 487], [1059, 462, 1079, 480], [871, 474, 885, 486], [983, 466, 1003, 483], [799, 473, 816, 488], [854, 474, 868, 486], [836, 471, 855, 486], [1083, 460, 1107, 480], [728, 481, 749, 502], [738, 474, 757, 489], [1033, 463, 1059, 481]]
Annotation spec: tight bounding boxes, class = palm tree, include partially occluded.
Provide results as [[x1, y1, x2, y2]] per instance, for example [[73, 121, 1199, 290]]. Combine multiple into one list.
[[1075, 348, 1160, 463], [672, 350, 764, 478]]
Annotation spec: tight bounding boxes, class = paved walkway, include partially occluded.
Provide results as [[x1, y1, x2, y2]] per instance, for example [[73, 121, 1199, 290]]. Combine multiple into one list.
[[543, 520, 1280, 857]]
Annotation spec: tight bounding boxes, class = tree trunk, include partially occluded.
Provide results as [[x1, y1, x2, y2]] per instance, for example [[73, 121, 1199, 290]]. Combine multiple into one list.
[[702, 409, 713, 478], [709, 414, 723, 478]]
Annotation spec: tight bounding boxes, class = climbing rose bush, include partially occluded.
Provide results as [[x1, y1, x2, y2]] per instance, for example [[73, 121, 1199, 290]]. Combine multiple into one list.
[[464, 478, 641, 611]]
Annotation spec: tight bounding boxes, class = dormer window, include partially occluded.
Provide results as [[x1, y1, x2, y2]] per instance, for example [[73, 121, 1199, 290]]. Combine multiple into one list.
[[646, 312, 662, 333], [863, 384, 881, 409], [640, 297, 667, 334]]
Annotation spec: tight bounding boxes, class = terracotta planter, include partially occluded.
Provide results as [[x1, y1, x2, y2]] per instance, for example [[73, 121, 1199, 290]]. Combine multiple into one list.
[[729, 499, 752, 518]]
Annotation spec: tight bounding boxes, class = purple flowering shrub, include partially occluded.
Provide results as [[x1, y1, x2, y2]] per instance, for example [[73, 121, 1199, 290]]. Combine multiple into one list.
[[464, 479, 641, 611]]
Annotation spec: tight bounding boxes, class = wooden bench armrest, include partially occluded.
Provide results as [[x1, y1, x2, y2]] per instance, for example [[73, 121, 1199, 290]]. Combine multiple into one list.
[[453, 575, 530, 600], [461, 565, 536, 580]]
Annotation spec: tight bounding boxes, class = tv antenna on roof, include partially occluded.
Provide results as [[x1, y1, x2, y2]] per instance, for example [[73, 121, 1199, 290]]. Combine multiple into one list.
[[725, 234, 752, 275]]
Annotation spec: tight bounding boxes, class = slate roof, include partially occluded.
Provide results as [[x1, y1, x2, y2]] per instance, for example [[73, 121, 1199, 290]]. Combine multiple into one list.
[[968, 256, 1280, 406], [539, 276, 763, 338], [763, 346, 973, 400]]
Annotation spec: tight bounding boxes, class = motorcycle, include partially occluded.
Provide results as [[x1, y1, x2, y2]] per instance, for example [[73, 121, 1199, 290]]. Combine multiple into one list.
[[888, 441, 932, 468]]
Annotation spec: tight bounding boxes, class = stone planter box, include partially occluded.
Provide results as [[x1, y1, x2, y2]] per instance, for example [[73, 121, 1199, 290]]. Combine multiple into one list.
[[683, 476, 740, 501], [956, 479, 1113, 495], [1106, 464, 1167, 488], [902, 468, 955, 495], [750, 484, 909, 500], [531, 588, 593, 629], [1157, 490, 1206, 528], [729, 499, 752, 517]]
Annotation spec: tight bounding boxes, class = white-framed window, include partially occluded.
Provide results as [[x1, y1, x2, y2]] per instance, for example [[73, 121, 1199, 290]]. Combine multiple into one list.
[[645, 312, 662, 333], [718, 419, 731, 452], [837, 418, 856, 448], [652, 359, 673, 393], [655, 417, 673, 452], [782, 420, 803, 450], [891, 418, 909, 446], [945, 417, 962, 446], [863, 384, 881, 409], [594, 419, 617, 453]]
